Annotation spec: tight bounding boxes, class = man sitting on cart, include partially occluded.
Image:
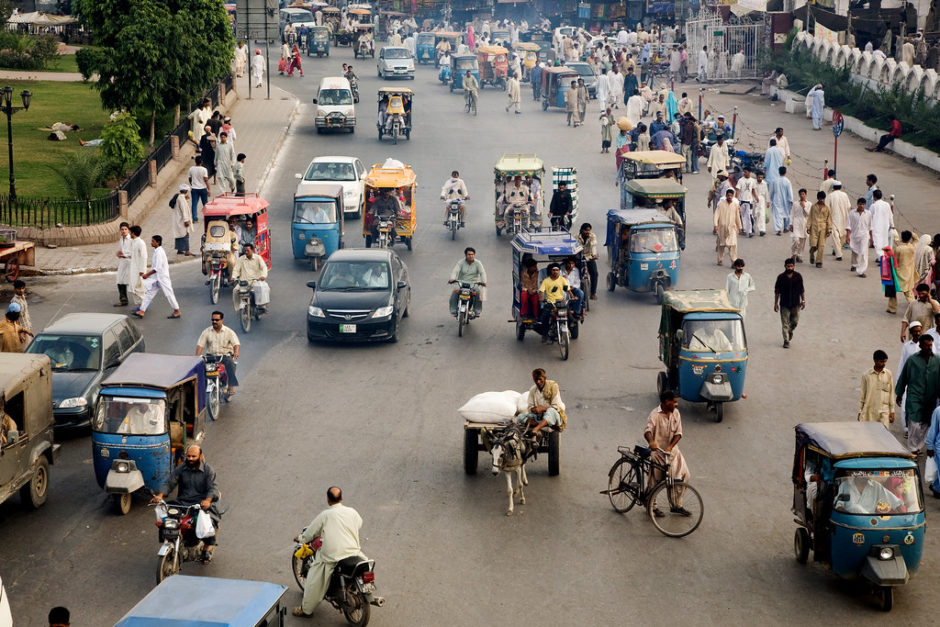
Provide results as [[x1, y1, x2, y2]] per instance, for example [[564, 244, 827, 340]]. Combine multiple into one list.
[[501, 175, 530, 221], [515, 367, 567, 438], [369, 189, 402, 242], [538, 263, 577, 342]]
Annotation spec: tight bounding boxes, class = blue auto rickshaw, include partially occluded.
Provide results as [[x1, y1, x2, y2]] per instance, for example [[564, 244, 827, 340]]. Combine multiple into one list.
[[416, 32, 435, 64], [307, 25, 330, 57], [620, 177, 687, 250], [604, 209, 680, 303], [91, 353, 207, 515], [792, 422, 925, 611], [657, 289, 746, 422], [540, 67, 578, 110], [291, 183, 345, 271], [449, 55, 479, 92], [115, 575, 288, 626]]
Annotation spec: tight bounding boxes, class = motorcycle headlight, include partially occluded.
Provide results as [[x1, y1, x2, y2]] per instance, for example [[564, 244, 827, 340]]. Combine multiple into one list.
[[59, 397, 88, 409], [163, 519, 179, 530], [308, 306, 325, 318], [372, 305, 394, 318]]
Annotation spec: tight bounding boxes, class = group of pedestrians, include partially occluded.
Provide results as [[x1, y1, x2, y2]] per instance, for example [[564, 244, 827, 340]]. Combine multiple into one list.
[[113, 221, 181, 320]]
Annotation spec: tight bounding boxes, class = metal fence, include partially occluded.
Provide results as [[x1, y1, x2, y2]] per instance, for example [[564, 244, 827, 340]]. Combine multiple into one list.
[[0, 193, 120, 229], [152, 134, 175, 171], [119, 160, 151, 206], [685, 8, 765, 80]]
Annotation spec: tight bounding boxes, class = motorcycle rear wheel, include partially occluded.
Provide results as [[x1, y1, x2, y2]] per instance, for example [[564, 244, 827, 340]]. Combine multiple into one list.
[[156, 545, 179, 584], [558, 327, 569, 360], [342, 584, 371, 626]]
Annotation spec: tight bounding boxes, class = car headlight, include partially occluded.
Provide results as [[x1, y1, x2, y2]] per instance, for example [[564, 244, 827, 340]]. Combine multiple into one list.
[[879, 547, 895, 560], [372, 305, 394, 318], [59, 397, 88, 409], [308, 306, 325, 317], [344, 189, 356, 198]]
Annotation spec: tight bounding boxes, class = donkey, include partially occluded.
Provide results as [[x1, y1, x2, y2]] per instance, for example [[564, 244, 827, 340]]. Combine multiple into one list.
[[482, 425, 530, 516]]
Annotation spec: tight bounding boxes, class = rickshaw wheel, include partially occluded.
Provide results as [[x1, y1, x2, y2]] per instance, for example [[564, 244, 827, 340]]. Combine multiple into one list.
[[794, 528, 810, 564], [112, 492, 132, 515], [655, 282, 665, 304], [606, 272, 616, 292], [656, 372, 669, 398], [879, 586, 893, 612], [405, 237, 412, 251], [714, 402, 724, 423], [516, 321, 525, 341]]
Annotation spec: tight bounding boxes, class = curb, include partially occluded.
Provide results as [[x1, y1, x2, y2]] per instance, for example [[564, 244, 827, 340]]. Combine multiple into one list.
[[33, 255, 202, 277], [258, 90, 301, 196]]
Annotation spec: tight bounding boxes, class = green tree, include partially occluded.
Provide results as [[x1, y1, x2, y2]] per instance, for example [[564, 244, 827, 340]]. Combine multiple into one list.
[[100, 112, 146, 179]]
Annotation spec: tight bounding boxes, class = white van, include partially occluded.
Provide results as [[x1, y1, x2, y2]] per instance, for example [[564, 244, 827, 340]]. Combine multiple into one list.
[[313, 77, 356, 134]]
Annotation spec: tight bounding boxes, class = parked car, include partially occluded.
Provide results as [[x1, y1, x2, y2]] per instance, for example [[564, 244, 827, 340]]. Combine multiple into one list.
[[296, 156, 367, 218], [306, 248, 411, 343], [0, 353, 58, 510], [377, 46, 415, 80], [567, 62, 598, 99], [26, 313, 144, 430]]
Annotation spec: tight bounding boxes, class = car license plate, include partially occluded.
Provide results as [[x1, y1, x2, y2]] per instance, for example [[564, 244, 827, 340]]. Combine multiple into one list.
[[339, 324, 357, 334]]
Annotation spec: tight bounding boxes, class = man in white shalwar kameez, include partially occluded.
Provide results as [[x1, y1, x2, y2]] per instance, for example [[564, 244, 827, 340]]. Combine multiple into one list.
[[234, 42, 247, 77], [870, 191, 894, 261], [625, 91, 644, 126], [115, 223, 133, 307], [827, 181, 851, 259], [129, 225, 148, 305], [808, 83, 825, 130], [136, 235, 181, 319], [607, 68, 623, 109], [505, 73, 521, 114], [847, 199, 873, 277], [596, 68, 610, 112], [730, 49, 746, 77], [251, 49, 265, 88]]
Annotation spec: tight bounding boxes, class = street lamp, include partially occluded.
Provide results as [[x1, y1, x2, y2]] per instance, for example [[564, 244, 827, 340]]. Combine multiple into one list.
[[0, 86, 31, 202]]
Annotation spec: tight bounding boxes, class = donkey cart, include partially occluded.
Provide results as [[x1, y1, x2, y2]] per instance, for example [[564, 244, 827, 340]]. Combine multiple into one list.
[[463, 419, 561, 476]]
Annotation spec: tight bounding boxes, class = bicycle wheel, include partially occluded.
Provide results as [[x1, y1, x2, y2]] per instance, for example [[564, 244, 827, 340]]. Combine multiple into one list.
[[647, 481, 703, 538], [606, 457, 642, 513]]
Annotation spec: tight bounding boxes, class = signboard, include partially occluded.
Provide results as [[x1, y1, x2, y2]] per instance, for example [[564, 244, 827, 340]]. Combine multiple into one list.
[[832, 110, 844, 137], [235, 0, 280, 41]]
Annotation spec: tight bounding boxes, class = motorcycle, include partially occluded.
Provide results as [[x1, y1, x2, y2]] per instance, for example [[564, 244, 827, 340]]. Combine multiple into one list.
[[348, 75, 360, 103], [202, 354, 231, 421], [153, 501, 218, 584], [543, 299, 575, 360], [376, 217, 393, 249], [445, 198, 463, 240], [388, 112, 404, 145], [292, 534, 385, 626], [452, 280, 480, 337], [206, 254, 226, 305], [507, 205, 529, 236], [235, 280, 267, 333]]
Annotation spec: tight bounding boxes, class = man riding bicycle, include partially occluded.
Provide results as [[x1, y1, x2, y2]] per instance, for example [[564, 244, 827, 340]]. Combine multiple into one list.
[[441, 170, 470, 226], [463, 70, 479, 114]]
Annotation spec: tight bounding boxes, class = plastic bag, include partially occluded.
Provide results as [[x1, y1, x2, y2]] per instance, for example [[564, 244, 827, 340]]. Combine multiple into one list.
[[154, 503, 167, 523], [926, 457, 938, 484], [195, 509, 215, 539], [253, 280, 271, 306]]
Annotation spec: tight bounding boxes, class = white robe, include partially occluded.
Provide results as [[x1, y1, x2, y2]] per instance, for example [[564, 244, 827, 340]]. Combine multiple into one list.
[[142, 246, 179, 311], [607, 72, 623, 104], [129, 236, 148, 303], [116, 234, 132, 286], [625, 95, 644, 126], [870, 199, 894, 255], [596, 75, 609, 109], [730, 52, 746, 76], [251, 54, 265, 86]]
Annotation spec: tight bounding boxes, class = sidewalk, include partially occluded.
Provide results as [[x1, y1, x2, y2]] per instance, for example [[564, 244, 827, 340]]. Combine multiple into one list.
[[32, 73, 299, 274]]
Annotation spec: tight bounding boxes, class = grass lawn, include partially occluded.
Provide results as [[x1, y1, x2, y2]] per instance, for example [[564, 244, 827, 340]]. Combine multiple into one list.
[[0, 79, 109, 198], [44, 54, 80, 74]]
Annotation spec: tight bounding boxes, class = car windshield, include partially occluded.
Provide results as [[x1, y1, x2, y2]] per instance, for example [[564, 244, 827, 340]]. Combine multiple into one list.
[[293, 200, 337, 224], [94, 397, 166, 435], [833, 469, 922, 515], [318, 89, 353, 106], [27, 334, 101, 371], [681, 319, 745, 352], [286, 10, 313, 22], [570, 64, 593, 77], [319, 261, 390, 290], [629, 227, 678, 253], [385, 48, 410, 59], [304, 162, 356, 181]]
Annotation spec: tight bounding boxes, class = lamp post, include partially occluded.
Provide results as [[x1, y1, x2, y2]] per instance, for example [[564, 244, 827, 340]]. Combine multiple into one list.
[[0, 86, 31, 203]]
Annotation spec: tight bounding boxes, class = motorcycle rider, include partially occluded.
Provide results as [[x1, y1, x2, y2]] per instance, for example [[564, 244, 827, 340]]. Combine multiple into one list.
[[539, 262, 577, 342], [501, 175, 530, 224], [441, 170, 469, 226], [150, 445, 221, 563], [448, 247, 487, 317], [368, 189, 402, 246], [292, 486, 365, 619], [549, 181, 573, 230], [195, 311, 240, 397], [230, 243, 269, 312], [344, 65, 359, 101]]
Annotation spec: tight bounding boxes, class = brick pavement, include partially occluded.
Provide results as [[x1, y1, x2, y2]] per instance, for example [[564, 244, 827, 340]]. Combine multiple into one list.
[[33, 74, 299, 274]]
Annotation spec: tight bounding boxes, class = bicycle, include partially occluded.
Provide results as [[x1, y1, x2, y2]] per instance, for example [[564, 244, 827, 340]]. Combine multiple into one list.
[[464, 91, 477, 116], [580, 254, 592, 313], [600, 445, 703, 538]]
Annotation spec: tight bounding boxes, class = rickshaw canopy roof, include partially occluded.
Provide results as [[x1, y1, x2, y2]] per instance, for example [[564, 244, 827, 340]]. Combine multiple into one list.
[[478, 44, 509, 55], [453, 54, 477, 62], [115, 575, 287, 626], [355, 24, 373, 29], [321, 6, 340, 12], [661, 289, 738, 314], [435, 31, 463, 38], [623, 178, 687, 198], [377, 86, 414, 96], [796, 422, 914, 460], [310, 25, 329, 32], [203, 193, 269, 218], [511, 231, 582, 257], [348, 8, 371, 14], [605, 209, 674, 247], [495, 153, 543, 176], [102, 353, 204, 391], [624, 150, 687, 168], [294, 183, 344, 200], [364, 163, 416, 188], [416, 32, 435, 41], [513, 42, 541, 51]]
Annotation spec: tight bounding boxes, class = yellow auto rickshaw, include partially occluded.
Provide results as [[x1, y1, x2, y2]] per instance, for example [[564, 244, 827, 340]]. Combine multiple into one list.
[[513, 42, 540, 80], [361, 159, 417, 250], [477, 44, 509, 90], [376, 87, 412, 144]]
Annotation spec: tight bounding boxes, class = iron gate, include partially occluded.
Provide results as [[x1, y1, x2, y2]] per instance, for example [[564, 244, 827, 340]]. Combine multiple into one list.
[[684, 7, 765, 80]]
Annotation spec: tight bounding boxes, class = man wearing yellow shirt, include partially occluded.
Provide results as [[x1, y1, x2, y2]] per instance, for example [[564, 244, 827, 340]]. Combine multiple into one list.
[[538, 263, 576, 342]]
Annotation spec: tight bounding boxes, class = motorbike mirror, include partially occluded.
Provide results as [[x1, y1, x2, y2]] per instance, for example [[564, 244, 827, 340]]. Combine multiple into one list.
[[295, 173, 302, 179], [675, 329, 684, 340], [311, 98, 318, 104], [306, 281, 316, 289], [397, 280, 407, 290]]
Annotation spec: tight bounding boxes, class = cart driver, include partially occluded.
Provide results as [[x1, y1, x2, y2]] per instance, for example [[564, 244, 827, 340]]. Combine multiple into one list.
[[441, 170, 469, 225], [835, 474, 903, 514], [369, 189, 401, 242], [515, 367, 567, 439], [687, 320, 733, 352]]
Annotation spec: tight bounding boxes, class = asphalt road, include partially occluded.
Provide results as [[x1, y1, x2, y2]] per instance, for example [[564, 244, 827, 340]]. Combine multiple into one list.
[[1, 46, 937, 626]]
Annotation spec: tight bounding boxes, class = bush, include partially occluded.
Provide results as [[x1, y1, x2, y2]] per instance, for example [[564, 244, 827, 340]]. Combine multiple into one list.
[[51, 150, 107, 200], [76, 46, 107, 80], [99, 112, 145, 180], [0, 31, 58, 70]]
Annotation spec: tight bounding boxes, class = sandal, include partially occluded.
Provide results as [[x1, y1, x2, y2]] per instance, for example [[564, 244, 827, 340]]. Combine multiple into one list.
[[131, 310, 144, 318], [292, 607, 314, 618]]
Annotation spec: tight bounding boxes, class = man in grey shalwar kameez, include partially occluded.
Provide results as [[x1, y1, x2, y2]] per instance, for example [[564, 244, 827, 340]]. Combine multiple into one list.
[[215, 132, 236, 193]]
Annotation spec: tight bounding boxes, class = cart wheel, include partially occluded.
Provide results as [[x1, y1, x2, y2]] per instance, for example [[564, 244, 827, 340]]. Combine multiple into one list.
[[112, 492, 132, 516], [516, 321, 525, 341], [547, 430, 560, 476], [4, 258, 19, 282], [405, 237, 412, 251], [657, 372, 668, 397], [606, 272, 616, 292], [463, 429, 479, 475], [715, 402, 724, 423], [794, 528, 810, 564]]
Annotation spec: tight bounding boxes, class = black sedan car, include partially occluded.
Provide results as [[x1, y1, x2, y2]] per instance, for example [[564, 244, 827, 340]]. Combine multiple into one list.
[[306, 248, 411, 342]]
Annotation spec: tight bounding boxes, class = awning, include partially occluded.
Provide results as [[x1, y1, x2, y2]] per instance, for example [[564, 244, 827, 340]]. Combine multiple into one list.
[[8, 12, 78, 25]]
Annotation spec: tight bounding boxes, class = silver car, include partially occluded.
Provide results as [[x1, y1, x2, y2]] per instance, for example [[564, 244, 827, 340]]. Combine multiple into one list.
[[377, 46, 415, 80], [567, 62, 598, 99]]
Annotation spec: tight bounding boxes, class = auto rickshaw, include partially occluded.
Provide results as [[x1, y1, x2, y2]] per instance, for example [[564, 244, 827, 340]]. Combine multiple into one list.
[[511, 231, 584, 359], [541, 66, 579, 110], [416, 31, 436, 64], [353, 24, 375, 58], [361, 159, 417, 250], [92, 353, 207, 515], [203, 193, 271, 266], [494, 153, 544, 236], [449, 54, 479, 92], [657, 289, 747, 422], [792, 422, 925, 611], [477, 44, 509, 90], [321, 6, 342, 39], [620, 150, 687, 181], [490, 29, 510, 46], [115, 576, 289, 626], [348, 6, 371, 26], [291, 183, 344, 271], [434, 31, 463, 66], [307, 24, 330, 57], [620, 177, 687, 250], [376, 86, 412, 143], [513, 42, 540, 79], [604, 209, 680, 302]]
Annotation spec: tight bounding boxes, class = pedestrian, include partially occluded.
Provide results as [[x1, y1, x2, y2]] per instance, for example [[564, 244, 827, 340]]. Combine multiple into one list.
[[773, 257, 805, 348], [858, 349, 894, 427], [901, 283, 940, 341], [625, 88, 644, 127], [599, 107, 613, 153], [171, 184, 193, 256], [134, 235, 181, 320], [771, 127, 791, 163], [897, 321, 923, 435], [789, 188, 810, 263], [505, 72, 521, 114], [48, 606, 70, 627], [807, 191, 832, 268], [608, 65, 623, 108], [893, 231, 919, 305], [199, 127, 217, 184], [763, 139, 784, 184], [753, 170, 769, 236], [0, 303, 24, 352], [10, 279, 32, 347], [188, 99, 211, 147], [644, 390, 692, 517], [871, 189, 894, 257], [706, 135, 729, 174], [827, 181, 850, 259], [597, 68, 610, 112], [713, 188, 741, 266], [234, 41, 247, 78], [697, 45, 708, 82], [221, 116, 236, 146], [622, 66, 638, 106], [234, 153, 246, 196], [577, 78, 589, 125], [576, 223, 598, 300], [531, 62, 542, 101], [287, 44, 303, 77], [565, 80, 579, 127], [735, 166, 757, 237], [868, 113, 903, 152], [865, 173, 878, 210], [128, 225, 148, 305], [115, 221, 132, 306], [915, 233, 934, 284], [188, 156, 211, 222], [807, 83, 825, 130], [215, 131, 236, 193], [895, 334, 940, 454], [846, 197, 872, 277], [882, 243, 901, 314], [725, 258, 755, 317], [251, 48, 264, 88]]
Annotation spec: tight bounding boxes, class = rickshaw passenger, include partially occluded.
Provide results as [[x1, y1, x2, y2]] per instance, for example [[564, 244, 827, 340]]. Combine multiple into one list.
[[549, 181, 573, 229], [660, 198, 682, 227], [119, 402, 164, 435], [687, 321, 733, 352], [562, 257, 584, 318], [378, 95, 389, 129], [834, 475, 903, 514], [527, 175, 541, 218], [520, 257, 540, 319]]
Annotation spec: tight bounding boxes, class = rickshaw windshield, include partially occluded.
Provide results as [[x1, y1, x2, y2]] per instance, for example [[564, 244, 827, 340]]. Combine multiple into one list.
[[94, 397, 167, 435], [833, 469, 922, 515], [293, 200, 337, 224], [319, 261, 390, 290], [629, 228, 677, 253], [681, 319, 745, 352], [318, 89, 353, 106], [27, 334, 101, 371], [305, 162, 356, 181], [456, 59, 475, 69]]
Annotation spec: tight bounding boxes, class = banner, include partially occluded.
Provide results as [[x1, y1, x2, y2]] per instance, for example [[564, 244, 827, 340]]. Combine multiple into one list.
[[814, 23, 841, 45]]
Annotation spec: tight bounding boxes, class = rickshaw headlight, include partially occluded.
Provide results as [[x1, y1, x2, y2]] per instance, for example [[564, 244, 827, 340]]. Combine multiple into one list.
[[308, 306, 325, 318], [116, 462, 128, 473], [59, 397, 88, 409], [372, 305, 394, 318], [879, 547, 895, 561], [711, 374, 722, 384]]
